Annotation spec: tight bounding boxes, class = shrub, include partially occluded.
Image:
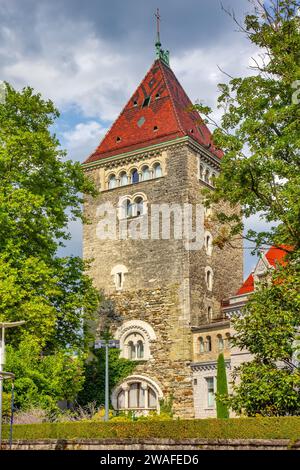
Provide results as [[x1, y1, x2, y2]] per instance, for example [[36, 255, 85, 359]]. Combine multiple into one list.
[[3, 417, 300, 441]]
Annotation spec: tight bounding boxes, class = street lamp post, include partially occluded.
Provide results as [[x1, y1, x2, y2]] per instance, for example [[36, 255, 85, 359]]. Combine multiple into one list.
[[0, 321, 25, 447], [94, 339, 120, 421]]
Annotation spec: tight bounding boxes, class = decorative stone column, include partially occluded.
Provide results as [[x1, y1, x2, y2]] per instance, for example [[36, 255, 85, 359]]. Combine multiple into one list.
[[123, 384, 130, 410], [141, 382, 148, 410]]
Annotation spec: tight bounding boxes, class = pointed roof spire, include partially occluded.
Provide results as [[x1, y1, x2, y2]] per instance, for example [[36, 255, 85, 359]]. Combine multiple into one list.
[[84, 59, 223, 164], [154, 8, 170, 66]]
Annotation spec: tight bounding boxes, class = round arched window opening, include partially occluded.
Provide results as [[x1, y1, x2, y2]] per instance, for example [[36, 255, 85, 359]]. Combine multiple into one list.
[[199, 337, 204, 353], [108, 174, 117, 189], [119, 172, 128, 186], [121, 198, 133, 219], [141, 166, 150, 181], [134, 196, 145, 217], [205, 233, 213, 256], [217, 335, 224, 351], [206, 268, 213, 291], [153, 163, 162, 178], [206, 336, 212, 352], [205, 169, 210, 183], [131, 169, 139, 184]]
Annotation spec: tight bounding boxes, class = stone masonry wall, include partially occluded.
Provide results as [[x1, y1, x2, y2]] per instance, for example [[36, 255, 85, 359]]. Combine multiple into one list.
[[83, 140, 243, 419]]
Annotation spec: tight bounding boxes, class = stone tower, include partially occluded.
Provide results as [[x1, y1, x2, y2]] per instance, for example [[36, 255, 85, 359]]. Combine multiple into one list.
[[82, 44, 243, 418]]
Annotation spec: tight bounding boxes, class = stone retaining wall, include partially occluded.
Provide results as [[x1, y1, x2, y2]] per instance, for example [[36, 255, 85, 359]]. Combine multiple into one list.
[[2, 438, 300, 450]]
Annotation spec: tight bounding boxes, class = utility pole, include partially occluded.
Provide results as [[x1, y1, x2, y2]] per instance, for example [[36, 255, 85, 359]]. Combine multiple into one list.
[[95, 339, 120, 421], [0, 321, 25, 447]]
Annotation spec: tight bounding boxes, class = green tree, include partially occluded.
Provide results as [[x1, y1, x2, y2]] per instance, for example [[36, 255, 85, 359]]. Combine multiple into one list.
[[77, 348, 136, 408], [193, 0, 300, 415], [194, 0, 300, 251], [216, 353, 229, 419], [0, 83, 100, 410], [228, 261, 300, 416]]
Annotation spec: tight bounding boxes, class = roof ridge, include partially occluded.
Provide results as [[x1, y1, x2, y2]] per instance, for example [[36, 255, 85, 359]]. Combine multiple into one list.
[[158, 60, 185, 135]]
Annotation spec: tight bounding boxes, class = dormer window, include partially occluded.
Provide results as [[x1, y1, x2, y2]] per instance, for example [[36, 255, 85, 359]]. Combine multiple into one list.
[[142, 96, 151, 108], [155, 93, 160, 99], [153, 126, 158, 131], [133, 100, 138, 106], [116, 136, 121, 142]]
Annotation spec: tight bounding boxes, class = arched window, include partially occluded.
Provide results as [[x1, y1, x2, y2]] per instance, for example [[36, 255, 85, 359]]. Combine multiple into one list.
[[206, 268, 213, 291], [120, 198, 133, 218], [206, 336, 212, 352], [111, 265, 128, 290], [217, 335, 224, 351], [134, 196, 144, 217], [199, 337, 204, 353], [153, 163, 162, 178], [108, 174, 117, 189], [131, 169, 139, 184], [124, 333, 145, 360], [128, 341, 136, 359], [205, 233, 213, 256], [125, 199, 133, 218], [119, 172, 128, 186], [116, 380, 159, 411], [141, 166, 150, 181], [207, 306, 213, 322], [136, 340, 144, 359], [199, 164, 204, 180], [116, 320, 156, 362], [211, 173, 216, 186], [205, 169, 210, 183], [225, 333, 231, 349]]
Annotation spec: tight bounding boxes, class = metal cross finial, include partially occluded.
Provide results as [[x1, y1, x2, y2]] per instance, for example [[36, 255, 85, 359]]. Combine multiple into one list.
[[155, 8, 161, 45]]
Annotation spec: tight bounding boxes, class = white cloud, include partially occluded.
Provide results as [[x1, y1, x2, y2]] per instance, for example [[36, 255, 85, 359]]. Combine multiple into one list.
[[171, 40, 259, 125], [62, 121, 108, 162], [0, 15, 145, 121]]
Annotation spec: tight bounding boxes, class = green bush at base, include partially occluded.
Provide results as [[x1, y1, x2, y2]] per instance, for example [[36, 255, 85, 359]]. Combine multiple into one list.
[[3, 417, 300, 441]]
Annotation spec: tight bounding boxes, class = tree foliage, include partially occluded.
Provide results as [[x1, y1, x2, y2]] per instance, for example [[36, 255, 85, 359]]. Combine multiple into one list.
[[216, 353, 229, 419], [193, 0, 300, 416], [228, 261, 300, 416], [194, 0, 300, 252], [77, 348, 136, 408], [0, 84, 100, 410]]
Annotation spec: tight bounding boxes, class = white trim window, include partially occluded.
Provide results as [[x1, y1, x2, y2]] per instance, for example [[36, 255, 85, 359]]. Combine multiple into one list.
[[206, 377, 215, 408], [112, 375, 163, 415], [119, 172, 128, 186], [111, 264, 128, 291], [141, 165, 150, 181], [108, 174, 117, 189], [205, 232, 213, 256], [153, 162, 162, 178], [205, 267, 213, 291], [124, 332, 145, 360], [115, 320, 156, 361], [217, 334, 224, 351]]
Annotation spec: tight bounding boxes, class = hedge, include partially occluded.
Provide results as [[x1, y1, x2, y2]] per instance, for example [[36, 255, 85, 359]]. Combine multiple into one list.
[[3, 417, 300, 441]]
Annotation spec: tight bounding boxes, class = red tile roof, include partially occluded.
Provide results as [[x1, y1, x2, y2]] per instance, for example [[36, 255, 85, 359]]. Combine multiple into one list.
[[265, 245, 291, 268], [236, 273, 254, 295], [84, 59, 222, 164], [235, 245, 291, 295]]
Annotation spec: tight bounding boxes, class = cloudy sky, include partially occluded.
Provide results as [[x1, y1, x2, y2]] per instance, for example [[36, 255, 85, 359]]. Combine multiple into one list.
[[0, 0, 268, 277]]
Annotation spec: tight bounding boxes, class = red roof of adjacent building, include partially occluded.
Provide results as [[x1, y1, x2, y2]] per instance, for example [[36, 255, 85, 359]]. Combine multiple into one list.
[[265, 245, 291, 268], [84, 59, 222, 164], [236, 245, 291, 296], [236, 273, 254, 295]]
